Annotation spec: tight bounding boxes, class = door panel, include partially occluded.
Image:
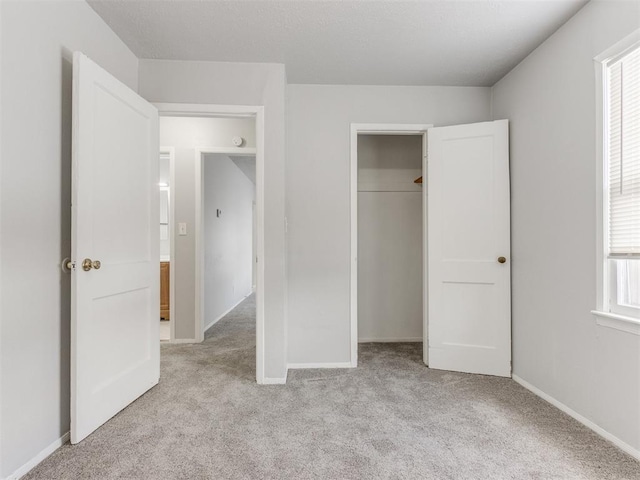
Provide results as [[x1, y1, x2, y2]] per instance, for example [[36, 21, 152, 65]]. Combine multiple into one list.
[[427, 120, 511, 377], [71, 52, 159, 443]]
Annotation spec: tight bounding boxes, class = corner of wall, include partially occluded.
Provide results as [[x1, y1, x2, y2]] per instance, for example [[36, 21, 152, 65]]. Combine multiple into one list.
[[489, 85, 495, 121]]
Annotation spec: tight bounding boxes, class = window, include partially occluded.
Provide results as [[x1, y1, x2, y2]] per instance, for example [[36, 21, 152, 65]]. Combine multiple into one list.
[[603, 43, 640, 322]]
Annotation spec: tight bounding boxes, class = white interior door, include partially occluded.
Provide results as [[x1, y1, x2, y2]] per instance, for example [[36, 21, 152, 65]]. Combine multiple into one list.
[[71, 52, 159, 443], [427, 120, 511, 377]]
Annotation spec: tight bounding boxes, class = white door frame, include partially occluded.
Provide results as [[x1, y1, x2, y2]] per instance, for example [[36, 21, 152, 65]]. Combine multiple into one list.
[[350, 123, 432, 367], [159, 146, 176, 343], [195, 146, 258, 337], [154, 103, 266, 384]]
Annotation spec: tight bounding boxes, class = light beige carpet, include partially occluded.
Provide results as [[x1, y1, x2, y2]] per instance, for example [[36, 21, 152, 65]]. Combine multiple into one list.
[[25, 294, 640, 479]]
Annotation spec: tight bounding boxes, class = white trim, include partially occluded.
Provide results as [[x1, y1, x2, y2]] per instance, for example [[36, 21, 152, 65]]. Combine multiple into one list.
[[593, 30, 640, 323], [195, 146, 258, 343], [4, 432, 70, 480], [153, 103, 259, 117], [350, 123, 433, 135], [196, 147, 258, 156], [350, 123, 432, 369], [203, 293, 251, 332], [255, 109, 266, 385], [358, 337, 423, 343], [513, 375, 640, 462], [594, 29, 640, 65], [261, 376, 288, 385], [350, 125, 358, 368], [170, 338, 199, 344], [592, 310, 640, 336], [287, 362, 354, 369], [422, 132, 429, 366], [155, 103, 266, 385], [594, 53, 608, 318], [0, 5, 3, 472], [159, 146, 176, 343]]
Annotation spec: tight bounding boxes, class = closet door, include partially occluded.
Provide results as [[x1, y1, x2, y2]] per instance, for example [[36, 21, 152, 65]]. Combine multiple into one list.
[[427, 120, 511, 377]]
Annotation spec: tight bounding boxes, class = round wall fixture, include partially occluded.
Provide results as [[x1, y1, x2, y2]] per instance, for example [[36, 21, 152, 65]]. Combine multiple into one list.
[[232, 136, 244, 147]]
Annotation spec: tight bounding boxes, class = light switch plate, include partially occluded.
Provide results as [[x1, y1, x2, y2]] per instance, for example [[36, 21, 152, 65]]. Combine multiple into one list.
[[178, 223, 187, 236]]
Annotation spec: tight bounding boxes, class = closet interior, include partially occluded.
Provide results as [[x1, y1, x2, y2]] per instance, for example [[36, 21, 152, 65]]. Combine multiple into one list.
[[357, 134, 424, 344]]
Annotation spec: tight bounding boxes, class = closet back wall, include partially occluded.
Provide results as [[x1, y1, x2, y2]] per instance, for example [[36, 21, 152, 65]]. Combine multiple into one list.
[[358, 135, 424, 343]]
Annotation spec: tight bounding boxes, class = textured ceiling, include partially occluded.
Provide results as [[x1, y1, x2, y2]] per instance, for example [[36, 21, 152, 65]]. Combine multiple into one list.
[[88, 0, 588, 86]]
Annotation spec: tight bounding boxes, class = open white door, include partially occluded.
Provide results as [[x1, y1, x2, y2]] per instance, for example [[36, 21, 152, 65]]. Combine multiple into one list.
[[427, 120, 511, 377], [71, 52, 159, 443]]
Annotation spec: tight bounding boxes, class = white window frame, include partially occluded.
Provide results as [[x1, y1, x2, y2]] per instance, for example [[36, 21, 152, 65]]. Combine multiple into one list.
[[592, 30, 640, 336]]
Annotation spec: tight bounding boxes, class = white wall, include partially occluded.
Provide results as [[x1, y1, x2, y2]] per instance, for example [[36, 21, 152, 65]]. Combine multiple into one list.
[[204, 154, 255, 329], [141, 60, 288, 380], [492, 0, 640, 456], [159, 116, 256, 340], [286, 85, 492, 365], [357, 135, 423, 342], [0, 1, 139, 477]]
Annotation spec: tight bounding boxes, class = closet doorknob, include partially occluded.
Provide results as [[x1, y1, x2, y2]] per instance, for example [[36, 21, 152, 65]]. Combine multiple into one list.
[[497, 256, 507, 264]]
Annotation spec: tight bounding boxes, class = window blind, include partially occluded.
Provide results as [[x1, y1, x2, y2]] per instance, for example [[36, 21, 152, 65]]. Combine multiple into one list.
[[608, 46, 640, 257]]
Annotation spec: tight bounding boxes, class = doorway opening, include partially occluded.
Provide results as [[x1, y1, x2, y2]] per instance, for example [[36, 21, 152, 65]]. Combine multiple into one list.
[[156, 103, 266, 384], [350, 124, 431, 367], [159, 147, 175, 342], [198, 149, 257, 340]]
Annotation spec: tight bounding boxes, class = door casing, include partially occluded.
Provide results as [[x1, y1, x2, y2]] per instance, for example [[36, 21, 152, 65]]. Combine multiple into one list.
[[159, 146, 176, 343], [154, 103, 267, 385], [350, 124, 432, 367]]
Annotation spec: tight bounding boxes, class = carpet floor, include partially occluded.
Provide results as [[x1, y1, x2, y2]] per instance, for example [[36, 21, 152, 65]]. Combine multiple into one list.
[[26, 294, 640, 479]]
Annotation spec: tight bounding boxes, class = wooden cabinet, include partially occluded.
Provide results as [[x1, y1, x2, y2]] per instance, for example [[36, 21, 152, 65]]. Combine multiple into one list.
[[160, 262, 170, 320]]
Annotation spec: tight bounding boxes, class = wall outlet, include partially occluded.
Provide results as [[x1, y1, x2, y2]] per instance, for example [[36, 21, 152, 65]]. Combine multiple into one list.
[[178, 223, 187, 236]]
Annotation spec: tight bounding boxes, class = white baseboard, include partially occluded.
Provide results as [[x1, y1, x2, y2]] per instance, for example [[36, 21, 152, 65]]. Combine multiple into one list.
[[512, 374, 640, 461], [170, 338, 198, 344], [261, 376, 288, 385], [5, 431, 69, 480], [358, 337, 422, 343], [288, 362, 354, 369], [204, 294, 249, 332]]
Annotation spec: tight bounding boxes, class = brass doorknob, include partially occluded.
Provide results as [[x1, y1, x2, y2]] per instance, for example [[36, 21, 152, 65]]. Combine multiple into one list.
[[498, 256, 507, 264], [82, 258, 101, 271]]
